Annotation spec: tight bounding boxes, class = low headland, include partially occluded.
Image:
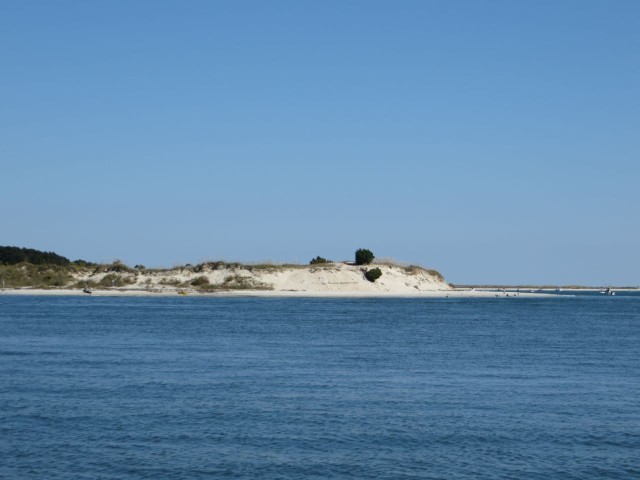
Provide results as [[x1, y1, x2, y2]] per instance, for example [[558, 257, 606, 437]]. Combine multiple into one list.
[[0, 246, 454, 297], [2, 246, 630, 298]]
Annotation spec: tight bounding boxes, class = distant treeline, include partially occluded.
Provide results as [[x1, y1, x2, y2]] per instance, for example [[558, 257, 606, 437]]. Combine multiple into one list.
[[0, 246, 71, 266]]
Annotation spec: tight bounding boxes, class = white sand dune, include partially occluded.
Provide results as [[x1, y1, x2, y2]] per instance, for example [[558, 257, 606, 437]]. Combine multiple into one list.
[[0, 262, 562, 297], [82, 262, 451, 295]]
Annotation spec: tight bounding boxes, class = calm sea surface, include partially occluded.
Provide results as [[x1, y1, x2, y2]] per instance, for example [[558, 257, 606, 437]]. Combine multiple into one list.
[[1, 295, 639, 479]]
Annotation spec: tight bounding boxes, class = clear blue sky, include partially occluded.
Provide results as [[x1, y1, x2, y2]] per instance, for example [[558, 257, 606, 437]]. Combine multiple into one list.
[[1, 1, 638, 285]]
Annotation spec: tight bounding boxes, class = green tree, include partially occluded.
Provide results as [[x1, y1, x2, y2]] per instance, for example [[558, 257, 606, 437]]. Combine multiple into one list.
[[0, 246, 70, 266], [310, 256, 331, 265], [355, 248, 374, 265]]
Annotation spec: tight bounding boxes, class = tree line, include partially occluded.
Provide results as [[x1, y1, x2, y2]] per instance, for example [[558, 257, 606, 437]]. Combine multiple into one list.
[[0, 246, 71, 266]]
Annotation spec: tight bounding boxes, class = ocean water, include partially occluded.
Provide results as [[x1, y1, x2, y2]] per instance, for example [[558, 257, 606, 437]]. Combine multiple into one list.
[[1, 295, 639, 479]]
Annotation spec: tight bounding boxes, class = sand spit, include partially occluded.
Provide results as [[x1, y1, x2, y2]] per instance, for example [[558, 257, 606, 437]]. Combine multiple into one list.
[[0, 288, 561, 298], [0, 262, 564, 298]]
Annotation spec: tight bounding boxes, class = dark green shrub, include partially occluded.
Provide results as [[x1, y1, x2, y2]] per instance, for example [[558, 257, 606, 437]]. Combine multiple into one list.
[[99, 274, 134, 287], [310, 256, 331, 265], [191, 276, 210, 286], [355, 248, 374, 265], [73, 259, 97, 267], [365, 267, 382, 283]]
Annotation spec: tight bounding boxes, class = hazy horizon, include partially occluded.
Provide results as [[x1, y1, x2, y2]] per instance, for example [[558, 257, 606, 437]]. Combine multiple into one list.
[[2, 1, 638, 285]]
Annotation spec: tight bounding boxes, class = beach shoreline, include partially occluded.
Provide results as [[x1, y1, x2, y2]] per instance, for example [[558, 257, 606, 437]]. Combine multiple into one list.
[[0, 287, 564, 298]]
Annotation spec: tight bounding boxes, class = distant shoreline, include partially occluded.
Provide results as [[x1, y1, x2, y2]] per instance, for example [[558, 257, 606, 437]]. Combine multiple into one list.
[[2, 246, 635, 297], [455, 285, 639, 291], [0, 287, 565, 299]]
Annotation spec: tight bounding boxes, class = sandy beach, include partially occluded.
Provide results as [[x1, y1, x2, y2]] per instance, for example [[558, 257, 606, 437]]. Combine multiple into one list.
[[0, 287, 560, 299]]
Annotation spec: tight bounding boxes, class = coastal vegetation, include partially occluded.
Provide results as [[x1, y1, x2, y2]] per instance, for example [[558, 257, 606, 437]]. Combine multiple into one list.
[[364, 268, 383, 283], [355, 249, 374, 265], [0, 263, 73, 288], [310, 256, 331, 265], [422, 269, 444, 282], [0, 245, 450, 293], [220, 274, 271, 291], [0, 246, 71, 266], [190, 276, 210, 287], [73, 259, 97, 267]]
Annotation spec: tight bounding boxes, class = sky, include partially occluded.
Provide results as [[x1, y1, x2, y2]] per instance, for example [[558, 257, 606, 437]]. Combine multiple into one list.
[[1, 1, 638, 285]]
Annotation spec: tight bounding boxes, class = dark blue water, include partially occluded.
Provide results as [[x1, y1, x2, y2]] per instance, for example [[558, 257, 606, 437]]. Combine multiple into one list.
[[1, 296, 639, 479]]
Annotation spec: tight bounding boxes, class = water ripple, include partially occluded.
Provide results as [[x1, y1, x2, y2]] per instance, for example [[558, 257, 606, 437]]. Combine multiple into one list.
[[1, 296, 639, 479]]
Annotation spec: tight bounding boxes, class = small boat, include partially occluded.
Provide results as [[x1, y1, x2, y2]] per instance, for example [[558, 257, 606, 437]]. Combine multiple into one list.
[[82, 284, 92, 294], [177, 289, 188, 296]]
